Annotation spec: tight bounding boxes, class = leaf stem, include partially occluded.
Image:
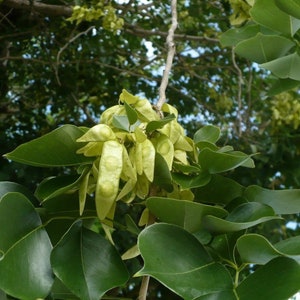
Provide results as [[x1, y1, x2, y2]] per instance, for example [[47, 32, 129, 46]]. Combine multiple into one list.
[[156, 0, 178, 110], [138, 275, 150, 300]]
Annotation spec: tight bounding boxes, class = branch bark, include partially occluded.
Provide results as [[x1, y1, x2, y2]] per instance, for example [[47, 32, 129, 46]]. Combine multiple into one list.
[[2, 0, 72, 17], [156, 0, 178, 110]]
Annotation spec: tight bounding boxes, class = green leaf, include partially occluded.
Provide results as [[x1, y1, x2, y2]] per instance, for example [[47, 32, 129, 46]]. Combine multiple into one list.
[[275, 0, 300, 20], [235, 33, 295, 64], [153, 153, 173, 192], [244, 185, 300, 214], [199, 148, 254, 174], [146, 197, 227, 233], [35, 174, 82, 202], [220, 24, 261, 47], [112, 115, 130, 131], [268, 78, 300, 96], [237, 234, 300, 265], [124, 101, 138, 125], [51, 220, 129, 300], [194, 125, 221, 144], [136, 223, 233, 299], [0, 181, 38, 205], [0, 192, 53, 299], [202, 202, 281, 234], [4, 125, 93, 167], [172, 171, 212, 189], [250, 0, 300, 36], [195, 174, 244, 205], [146, 114, 175, 132], [236, 257, 300, 300], [260, 52, 300, 81]]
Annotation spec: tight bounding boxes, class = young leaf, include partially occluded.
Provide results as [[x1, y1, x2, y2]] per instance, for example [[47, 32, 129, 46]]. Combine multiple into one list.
[[51, 220, 129, 300], [0, 192, 53, 299], [194, 125, 221, 144], [4, 125, 93, 167], [124, 101, 138, 125], [146, 114, 176, 132], [136, 223, 233, 299]]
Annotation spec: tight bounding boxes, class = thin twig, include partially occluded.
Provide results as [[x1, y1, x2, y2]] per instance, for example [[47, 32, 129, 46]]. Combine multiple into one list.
[[55, 26, 95, 85], [156, 0, 178, 110], [137, 275, 150, 300], [231, 48, 243, 137]]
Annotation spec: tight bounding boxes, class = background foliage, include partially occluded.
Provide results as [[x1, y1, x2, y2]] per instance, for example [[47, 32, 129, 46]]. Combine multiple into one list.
[[1, 0, 300, 299]]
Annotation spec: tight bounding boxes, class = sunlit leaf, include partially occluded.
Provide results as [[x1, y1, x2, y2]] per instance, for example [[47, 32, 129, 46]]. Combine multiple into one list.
[[0, 192, 53, 299], [260, 52, 300, 81], [4, 125, 93, 167], [250, 0, 300, 36], [136, 223, 233, 299], [235, 33, 295, 63], [194, 125, 221, 144], [51, 220, 129, 300]]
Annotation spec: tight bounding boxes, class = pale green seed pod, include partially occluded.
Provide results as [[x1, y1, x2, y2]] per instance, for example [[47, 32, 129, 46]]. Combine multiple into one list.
[[77, 124, 116, 142], [141, 139, 155, 182], [96, 140, 123, 220], [155, 134, 174, 170]]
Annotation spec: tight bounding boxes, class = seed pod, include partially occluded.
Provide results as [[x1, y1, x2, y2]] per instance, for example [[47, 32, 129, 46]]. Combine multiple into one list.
[[134, 142, 143, 175], [77, 124, 116, 142], [141, 139, 155, 182], [134, 99, 159, 122], [155, 134, 174, 170], [96, 140, 123, 220], [135, 173, 149, 199], [121, 144, 137, 182], [100, 105, 125, 125], [174, 135, 193, 152], [174, 149, 188, 165], [76, 141, 103, 157]]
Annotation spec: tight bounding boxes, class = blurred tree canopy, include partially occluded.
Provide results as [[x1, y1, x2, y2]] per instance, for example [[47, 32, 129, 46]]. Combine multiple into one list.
[[1, 0, 300, 213]]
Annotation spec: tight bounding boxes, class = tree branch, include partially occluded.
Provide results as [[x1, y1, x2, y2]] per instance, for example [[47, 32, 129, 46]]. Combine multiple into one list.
[[2, 0, 72, 17], [124, 23, 219, 43], [156, 0, 178, 110]]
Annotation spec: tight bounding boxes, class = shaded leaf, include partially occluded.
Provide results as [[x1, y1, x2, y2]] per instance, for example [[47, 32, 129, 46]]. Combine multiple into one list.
[[51, 220, 129, 300], [237, 234, 300, 265], [244, 185, 300, 214], [236, 257, 300, 300], [0, 181, 38, 205], [146, 197, 227, 233], [199, 148, 254, 174], [4, 125, 93, 167], [194, 174, 244, 205], [235, 33, 295, 64], [203, 202, 281, 234], [0, 193, 53, 299], [136, 223, 233, 300], [35, 174, 82, 202], [153, 153, 173, 192], [275, 0, 300, 20], [268, 78, 300, 96], [172, 171, 211, 189]]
